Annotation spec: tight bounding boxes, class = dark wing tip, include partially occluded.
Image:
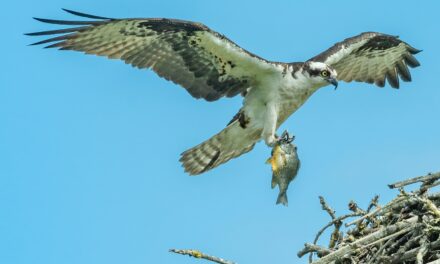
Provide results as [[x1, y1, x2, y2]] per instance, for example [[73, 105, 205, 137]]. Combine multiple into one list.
[[26, 10, 113, 46], [24, 27, 88, 37], [405, 43, 423, 55], [386, 71, 400, 89], [33, 17, 55, 23], [61, 8, 113, 20], [409, 47, 423, 54], [396, 61, 412, 82], [32, 17, 95, 25], [404, 53, 421, 68], [375, 78, 386, 88]]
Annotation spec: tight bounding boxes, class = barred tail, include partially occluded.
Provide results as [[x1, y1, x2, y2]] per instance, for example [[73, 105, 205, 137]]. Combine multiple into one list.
[[180, 121, 256, 175]]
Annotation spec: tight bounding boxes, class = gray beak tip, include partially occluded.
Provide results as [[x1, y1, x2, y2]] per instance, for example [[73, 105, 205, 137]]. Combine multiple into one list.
[[329, 78, 338, 90]]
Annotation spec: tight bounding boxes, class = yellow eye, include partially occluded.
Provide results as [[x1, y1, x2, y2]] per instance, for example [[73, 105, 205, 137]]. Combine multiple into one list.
[[321, 70, 329, 77]]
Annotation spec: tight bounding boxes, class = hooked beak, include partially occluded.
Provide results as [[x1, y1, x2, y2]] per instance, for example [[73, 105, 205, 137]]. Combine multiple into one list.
[[328, 78, 338, 90]]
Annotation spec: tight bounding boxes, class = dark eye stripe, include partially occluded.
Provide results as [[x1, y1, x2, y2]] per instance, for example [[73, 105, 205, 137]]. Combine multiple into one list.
[[308, 69, 321, 76], [304, 63, 331, 77]]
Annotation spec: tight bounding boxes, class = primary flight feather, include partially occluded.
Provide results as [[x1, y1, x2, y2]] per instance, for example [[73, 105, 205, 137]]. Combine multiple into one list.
[[27, 9, 421, 175]]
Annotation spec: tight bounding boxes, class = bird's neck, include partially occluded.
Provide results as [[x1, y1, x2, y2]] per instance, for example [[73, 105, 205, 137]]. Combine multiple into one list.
[[291, 68, 325, 91]]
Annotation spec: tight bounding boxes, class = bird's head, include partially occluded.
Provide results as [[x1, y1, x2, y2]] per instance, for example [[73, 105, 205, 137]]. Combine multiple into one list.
[[302, 61, 338, 89]]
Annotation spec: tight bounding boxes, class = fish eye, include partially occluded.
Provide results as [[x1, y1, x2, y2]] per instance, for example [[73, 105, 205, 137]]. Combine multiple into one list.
[[320, 70, 330, 77]]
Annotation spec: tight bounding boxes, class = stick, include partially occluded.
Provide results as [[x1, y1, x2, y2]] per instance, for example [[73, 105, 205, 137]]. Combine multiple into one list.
[[297, 243, 332, 258], [390, 238, 440, 264], [311, 216, 419, 264], [169, 249, 236, 264], [319, 196, 336, 219], [388, 172, 440, 189]]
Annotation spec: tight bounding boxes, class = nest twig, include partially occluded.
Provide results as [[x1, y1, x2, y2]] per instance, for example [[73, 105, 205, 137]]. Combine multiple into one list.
[[298, 171, 440, 264], [169, 249, 236, 264]]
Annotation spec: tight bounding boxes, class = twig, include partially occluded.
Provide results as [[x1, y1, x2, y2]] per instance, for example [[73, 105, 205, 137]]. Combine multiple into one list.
[[391, 233, 424, 263], [420, 179, 440, 194], [328, 219, 342, 249], [313, 213, 362, 244], [319, 196, 336, 219], [297, 243, 332, 258], [300, 171, 440, 264], [345, 196, 404, 227], [388, 172, 440, 189], [387, 231, 414, 255], [390, 238, 440, 264], [366, 195, 380, 213], [305, 212, 362, 263], [311, 216, 419, 264], [170, 249, 236, 264], [366, 234, 396, 264], [416, 235, 429, 264], [307, 196, 338, 263], [360, 225, 414, 250], [420, 196, 440, 218]]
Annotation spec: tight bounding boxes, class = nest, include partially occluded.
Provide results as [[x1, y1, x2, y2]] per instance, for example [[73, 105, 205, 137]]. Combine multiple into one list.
[[298, 172, 440, 264]]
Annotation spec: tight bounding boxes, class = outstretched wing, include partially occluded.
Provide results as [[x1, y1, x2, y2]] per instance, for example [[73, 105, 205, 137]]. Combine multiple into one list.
[[26, 9, 280, 101], [309, 32, 421, 88]]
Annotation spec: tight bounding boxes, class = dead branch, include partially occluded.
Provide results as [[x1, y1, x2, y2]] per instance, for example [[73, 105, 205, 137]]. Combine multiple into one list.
[[299, 171, 440, 264], [388, 172, 440, 189], [170, 249, 236, 264]]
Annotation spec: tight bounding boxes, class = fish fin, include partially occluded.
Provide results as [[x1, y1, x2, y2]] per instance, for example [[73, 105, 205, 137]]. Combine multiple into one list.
[[271, 176, 277, 189], [266, 157, 272, 164], [276, 192, 288, 206]]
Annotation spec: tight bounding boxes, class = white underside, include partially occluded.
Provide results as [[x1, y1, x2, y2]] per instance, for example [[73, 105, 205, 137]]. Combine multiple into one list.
[[234, 66, 323, 148]]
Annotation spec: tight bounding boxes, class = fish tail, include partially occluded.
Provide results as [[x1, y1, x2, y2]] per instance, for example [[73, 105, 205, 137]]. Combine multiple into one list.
[[276, 192, 288, 206]]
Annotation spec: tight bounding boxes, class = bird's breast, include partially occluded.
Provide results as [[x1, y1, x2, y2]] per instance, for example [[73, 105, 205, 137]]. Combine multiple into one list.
[[242, 73, 319, 130], [275, 79, 319, 126]]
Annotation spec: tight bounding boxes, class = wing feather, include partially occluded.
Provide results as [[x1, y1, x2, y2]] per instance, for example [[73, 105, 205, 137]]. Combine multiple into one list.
[[26, 9, 280, 101], [309, 32, 421, 88]]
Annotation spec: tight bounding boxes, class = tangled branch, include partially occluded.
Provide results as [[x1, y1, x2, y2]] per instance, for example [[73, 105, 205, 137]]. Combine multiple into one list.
[[298, 171, 440, 264]]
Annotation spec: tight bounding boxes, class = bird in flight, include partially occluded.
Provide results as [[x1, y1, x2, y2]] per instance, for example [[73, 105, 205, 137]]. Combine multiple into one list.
[[27, 9, 421, 175]]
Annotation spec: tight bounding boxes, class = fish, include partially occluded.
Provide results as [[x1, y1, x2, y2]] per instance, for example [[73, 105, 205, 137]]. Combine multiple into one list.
[[266, 131, 300, 206]]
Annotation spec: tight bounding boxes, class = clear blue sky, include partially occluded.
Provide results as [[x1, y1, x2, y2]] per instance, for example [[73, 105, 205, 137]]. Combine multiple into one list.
[[2, 1, 439, 263]]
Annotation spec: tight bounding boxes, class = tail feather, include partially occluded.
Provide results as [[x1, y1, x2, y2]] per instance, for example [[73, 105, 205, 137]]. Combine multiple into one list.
[[180, 121, 256, 175]]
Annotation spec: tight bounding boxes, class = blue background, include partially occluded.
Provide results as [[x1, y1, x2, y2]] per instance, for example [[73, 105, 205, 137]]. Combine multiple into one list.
[[2, 0, 439, 263]]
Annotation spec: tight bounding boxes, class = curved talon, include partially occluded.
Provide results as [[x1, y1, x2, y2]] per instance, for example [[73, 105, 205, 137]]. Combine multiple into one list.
[[266, 130, 295, 147], [279, 130, 295, 144]]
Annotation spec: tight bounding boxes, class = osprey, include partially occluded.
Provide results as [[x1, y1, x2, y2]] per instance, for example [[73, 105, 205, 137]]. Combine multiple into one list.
[[27, 9, 421, 175]]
